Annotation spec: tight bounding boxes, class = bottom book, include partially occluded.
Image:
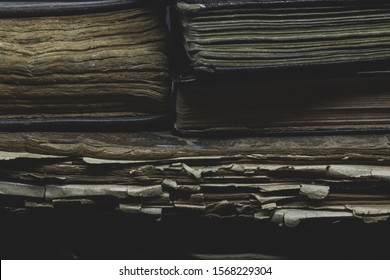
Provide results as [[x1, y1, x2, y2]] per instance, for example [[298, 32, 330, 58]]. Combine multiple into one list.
[[0, 132, 389, 227], [175, 72, 390, 135]]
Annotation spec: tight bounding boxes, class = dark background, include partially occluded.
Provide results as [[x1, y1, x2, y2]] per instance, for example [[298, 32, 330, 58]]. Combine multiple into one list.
[[1, 209, 389, 259]]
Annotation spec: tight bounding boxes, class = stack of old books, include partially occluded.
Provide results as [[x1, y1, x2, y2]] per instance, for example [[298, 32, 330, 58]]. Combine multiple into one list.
[[174, 0, 390, 134], [1, 0, 390, 258]]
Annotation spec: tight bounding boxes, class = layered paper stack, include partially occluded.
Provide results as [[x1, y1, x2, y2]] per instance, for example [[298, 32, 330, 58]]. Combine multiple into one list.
[[1, 0, 390, 259], [174, 0, 390, 134], [178, 0, 390, 72], [1, 132, 390, 227], [0, 0, 170, 130]]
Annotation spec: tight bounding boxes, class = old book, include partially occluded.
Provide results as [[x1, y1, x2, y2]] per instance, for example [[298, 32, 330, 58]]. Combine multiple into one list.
[[0, 1, 170, 130], [173, 0, 390, 134], [177, 0, 390, 73], [175, 71, 390, 134], [1, 132, 390, 227]]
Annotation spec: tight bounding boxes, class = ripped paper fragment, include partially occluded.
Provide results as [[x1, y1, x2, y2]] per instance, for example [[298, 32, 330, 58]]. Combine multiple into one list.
[[299, 184, 330, 200]]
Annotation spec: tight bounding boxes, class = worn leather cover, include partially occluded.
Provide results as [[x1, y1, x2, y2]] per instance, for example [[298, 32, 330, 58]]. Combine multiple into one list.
[[0, 1, 170, 16], [179, 0, 390, 11], [0, 115, 171, 132]]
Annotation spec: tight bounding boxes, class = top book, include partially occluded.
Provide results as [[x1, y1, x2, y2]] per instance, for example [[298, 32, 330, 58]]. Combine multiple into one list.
[[177, 0, 390, 73], [0, 0, 170, 131]]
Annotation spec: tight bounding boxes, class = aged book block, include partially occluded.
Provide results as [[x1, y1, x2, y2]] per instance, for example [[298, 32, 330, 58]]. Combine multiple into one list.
[[0, 0, 170, 129], [175, 72, 390, 134], [177, 0, 390, 73], [0, 132, 389, 226]]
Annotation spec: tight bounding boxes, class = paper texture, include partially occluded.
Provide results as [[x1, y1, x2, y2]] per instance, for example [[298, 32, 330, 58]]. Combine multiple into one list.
[[0, 132, 389, 226]]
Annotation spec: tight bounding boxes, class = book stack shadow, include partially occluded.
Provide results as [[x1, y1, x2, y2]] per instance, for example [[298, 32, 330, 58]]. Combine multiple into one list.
[[1, 0, 390, 259]]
